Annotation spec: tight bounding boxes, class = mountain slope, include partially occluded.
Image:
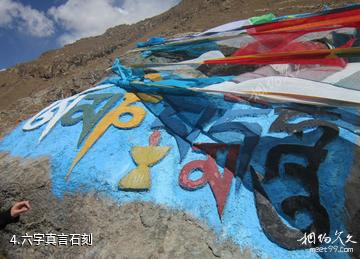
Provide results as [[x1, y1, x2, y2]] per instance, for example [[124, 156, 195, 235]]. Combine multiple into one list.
[[0, 0, 358, 137]]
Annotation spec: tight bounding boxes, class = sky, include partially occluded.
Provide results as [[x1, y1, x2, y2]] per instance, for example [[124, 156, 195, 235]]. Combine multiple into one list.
[[0, 0, 180, 70]]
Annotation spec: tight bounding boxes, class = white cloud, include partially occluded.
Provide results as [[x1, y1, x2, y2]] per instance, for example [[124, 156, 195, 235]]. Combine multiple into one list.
[[0, 0, 179, 44], [48, 0, 180, 45], [0, 0, 54, 37]]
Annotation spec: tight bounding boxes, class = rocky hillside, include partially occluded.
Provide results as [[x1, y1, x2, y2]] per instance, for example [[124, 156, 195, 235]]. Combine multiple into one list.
[[0, 0, 358, 138], [1, 1, 360, 258]]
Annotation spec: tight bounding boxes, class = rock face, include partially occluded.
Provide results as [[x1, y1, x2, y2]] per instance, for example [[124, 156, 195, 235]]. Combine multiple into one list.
[[1, 1, 360, 258], [0, 153, 252, 258], [345, 147, 360, 259]]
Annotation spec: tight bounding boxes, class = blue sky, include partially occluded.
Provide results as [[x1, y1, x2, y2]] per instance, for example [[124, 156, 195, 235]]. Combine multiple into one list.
[[0, 0, 180, 70]]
